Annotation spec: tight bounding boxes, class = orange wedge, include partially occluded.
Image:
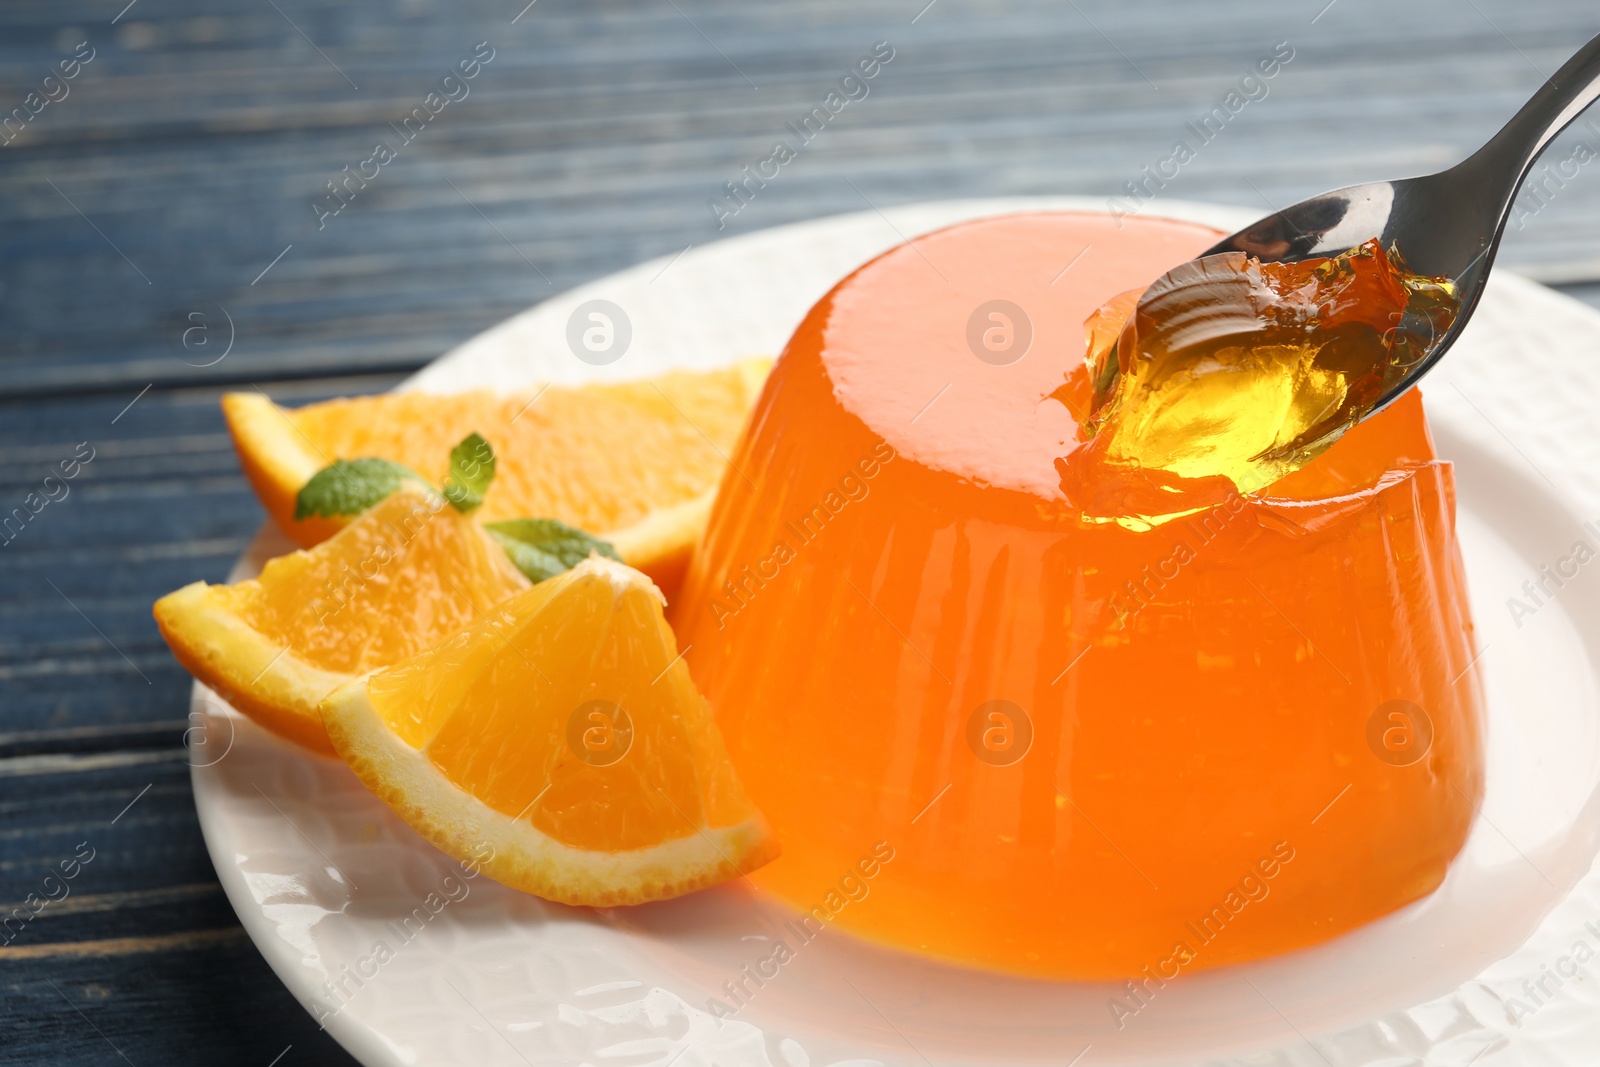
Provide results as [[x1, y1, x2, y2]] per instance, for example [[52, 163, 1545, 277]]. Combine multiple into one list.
[[321, 556, 777, 905], [153, 487, 530, 755], [222, 360, 771, 591]]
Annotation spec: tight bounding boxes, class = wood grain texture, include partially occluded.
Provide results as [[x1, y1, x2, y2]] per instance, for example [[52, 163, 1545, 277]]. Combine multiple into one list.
[[2, 0, 1598, 1063]]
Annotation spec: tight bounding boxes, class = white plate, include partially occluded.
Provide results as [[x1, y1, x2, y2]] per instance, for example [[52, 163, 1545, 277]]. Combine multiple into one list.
[[190, 198, 1600, 1067]]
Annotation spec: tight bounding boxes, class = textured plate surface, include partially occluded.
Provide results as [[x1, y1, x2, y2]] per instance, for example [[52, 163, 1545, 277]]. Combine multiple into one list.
[[190, 198, 1600, 1067]]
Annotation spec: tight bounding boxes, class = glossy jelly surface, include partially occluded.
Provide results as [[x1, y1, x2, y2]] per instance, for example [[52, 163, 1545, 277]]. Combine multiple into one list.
[[672, 212, 1484, 980]]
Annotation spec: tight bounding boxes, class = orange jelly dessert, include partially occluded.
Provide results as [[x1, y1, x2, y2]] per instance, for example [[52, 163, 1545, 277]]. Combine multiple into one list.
[[672, 212, 1484, 980]]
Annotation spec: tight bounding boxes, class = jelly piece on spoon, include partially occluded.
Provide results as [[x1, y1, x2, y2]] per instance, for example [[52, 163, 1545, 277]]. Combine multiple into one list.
[[1057, 238, 1459, 528]]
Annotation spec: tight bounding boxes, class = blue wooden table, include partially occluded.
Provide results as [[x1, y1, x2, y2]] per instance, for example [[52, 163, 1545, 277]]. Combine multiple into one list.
[[3, 1, 1599, 1062]]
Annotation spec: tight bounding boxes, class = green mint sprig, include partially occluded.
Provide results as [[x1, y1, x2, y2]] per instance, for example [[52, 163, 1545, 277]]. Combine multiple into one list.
[[443, 432, 495, 514], [294, 458, 429, 520], [292, 432, 619, 584], [484, 519, 622, 583]]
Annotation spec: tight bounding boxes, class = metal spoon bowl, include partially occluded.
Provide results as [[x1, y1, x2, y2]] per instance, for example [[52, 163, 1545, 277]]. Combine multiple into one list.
[[1196, 31, 1600, 416]]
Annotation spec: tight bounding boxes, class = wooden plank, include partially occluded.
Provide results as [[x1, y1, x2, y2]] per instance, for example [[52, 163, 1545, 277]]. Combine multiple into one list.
[[4, 940, 358, 1064], [0, 927, 246, 960], [1554, 282, 1600, 311]]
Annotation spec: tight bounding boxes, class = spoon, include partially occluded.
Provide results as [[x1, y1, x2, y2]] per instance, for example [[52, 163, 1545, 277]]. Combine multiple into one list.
[[1064, 31, 1600, 524], [1197, 29, 1600, 416]]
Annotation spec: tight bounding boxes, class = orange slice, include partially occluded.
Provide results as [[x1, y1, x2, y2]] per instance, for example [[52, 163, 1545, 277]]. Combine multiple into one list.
[[222, 360, 771, 591], [321, 556, 777, 905], [153, 487, 530, 755]]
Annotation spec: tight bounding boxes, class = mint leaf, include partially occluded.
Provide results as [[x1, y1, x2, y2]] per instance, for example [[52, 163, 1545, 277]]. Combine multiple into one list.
[[443, 432, 496, 513], [294, 458, 429, 520], [485, 519, 621, 583]]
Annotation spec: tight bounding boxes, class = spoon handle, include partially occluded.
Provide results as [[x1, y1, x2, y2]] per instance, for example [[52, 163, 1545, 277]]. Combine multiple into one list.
[[1461, 32, 1600, 207]]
